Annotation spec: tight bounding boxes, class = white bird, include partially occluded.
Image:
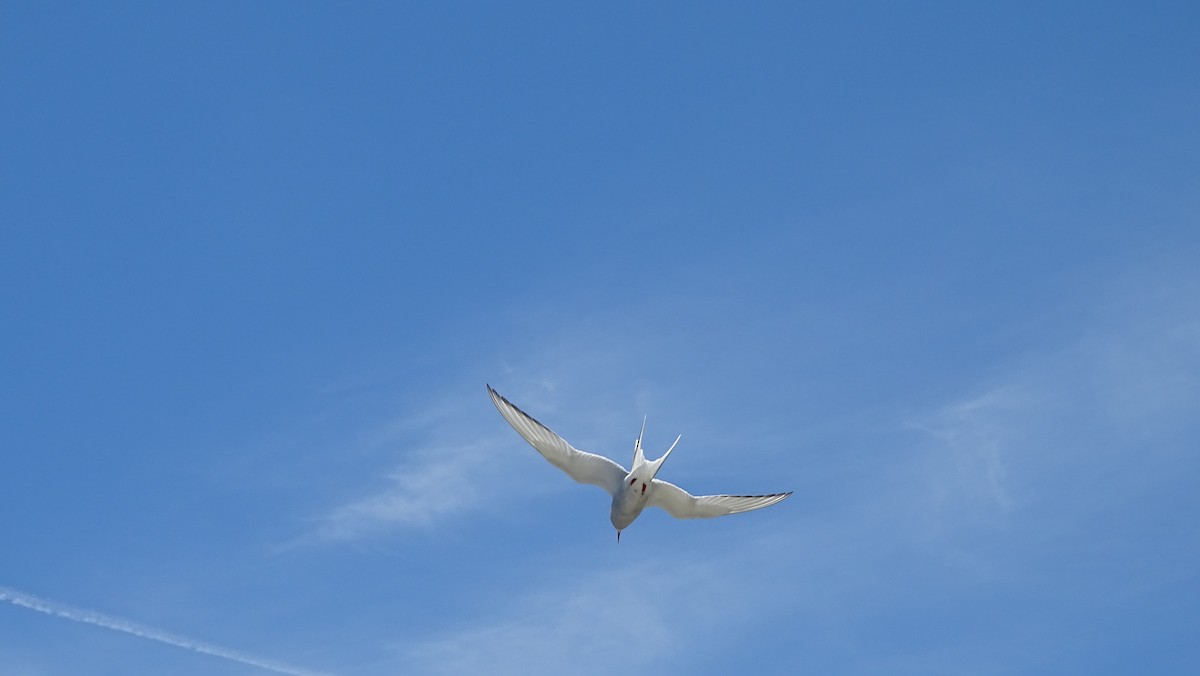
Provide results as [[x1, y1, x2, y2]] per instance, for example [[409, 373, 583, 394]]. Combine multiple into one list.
[[487, 385, 791, 541]]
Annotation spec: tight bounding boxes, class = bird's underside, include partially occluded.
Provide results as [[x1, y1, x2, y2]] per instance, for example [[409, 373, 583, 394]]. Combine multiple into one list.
[[487, 385, 791, 528]]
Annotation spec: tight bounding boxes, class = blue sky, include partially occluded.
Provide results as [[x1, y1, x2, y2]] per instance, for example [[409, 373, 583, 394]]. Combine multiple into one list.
[[2, 2, 1198, 674]]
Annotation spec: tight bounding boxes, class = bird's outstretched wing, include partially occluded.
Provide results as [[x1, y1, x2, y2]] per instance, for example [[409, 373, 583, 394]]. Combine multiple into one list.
[[488, 385, 628, 495], [648, 479, 791, 519]]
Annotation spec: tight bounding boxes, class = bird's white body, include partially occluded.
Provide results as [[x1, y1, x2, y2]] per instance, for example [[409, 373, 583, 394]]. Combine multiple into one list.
[[610, 481, 647, 531], [487, 385, 791, 540]]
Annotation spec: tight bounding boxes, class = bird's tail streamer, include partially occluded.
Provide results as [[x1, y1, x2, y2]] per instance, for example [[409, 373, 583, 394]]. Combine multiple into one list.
[[0, 584, 331, 676]]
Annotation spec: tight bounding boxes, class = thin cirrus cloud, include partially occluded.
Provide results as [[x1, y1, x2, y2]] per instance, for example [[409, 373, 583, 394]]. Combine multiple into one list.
[[304, 384, 558, 543], [913, 282, 1198, 523], [314, 440, 505, 540], [393, 554, 765, 676], [896, 275, 1200, 618]]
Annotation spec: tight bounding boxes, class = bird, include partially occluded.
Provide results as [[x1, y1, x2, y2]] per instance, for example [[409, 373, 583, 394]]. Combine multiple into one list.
[[487, 385, 791, 541]]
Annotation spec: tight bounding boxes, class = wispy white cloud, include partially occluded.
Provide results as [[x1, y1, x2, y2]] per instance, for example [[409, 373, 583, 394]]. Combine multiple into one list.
[[398, 568, 676, 675], [890, 274, 1200, 612], [390, 543, 792, 676], [314, 439, 504, 540], [908, 386, 1023, 518], [0, 585, 331, 676], [913, 278, 1198, 520]]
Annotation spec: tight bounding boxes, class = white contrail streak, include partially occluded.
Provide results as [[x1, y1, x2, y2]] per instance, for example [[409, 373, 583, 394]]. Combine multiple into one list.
[[0, 584, 332, 676]]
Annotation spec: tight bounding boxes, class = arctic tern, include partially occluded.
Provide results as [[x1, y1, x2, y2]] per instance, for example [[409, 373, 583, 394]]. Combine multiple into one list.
[[487, 385, 791, 541]]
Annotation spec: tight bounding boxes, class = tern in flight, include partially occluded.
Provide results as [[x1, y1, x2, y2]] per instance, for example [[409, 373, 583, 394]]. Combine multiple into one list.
[[487, 385, 791, 541]]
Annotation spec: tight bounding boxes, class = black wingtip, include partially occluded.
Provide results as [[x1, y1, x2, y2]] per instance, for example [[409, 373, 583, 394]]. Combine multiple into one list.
[[725, 491, 793, 499], [485, 386, 559, 437]]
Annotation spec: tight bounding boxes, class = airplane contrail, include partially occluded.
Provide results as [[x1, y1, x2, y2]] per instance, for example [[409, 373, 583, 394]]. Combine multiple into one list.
[[0, 584, 332, 676]]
